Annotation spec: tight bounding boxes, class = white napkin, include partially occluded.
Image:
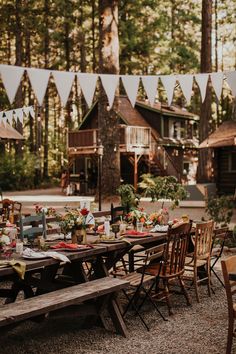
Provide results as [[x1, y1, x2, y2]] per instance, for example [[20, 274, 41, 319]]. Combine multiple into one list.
[[150, 224, 169, 232], [22, 248, 70, 263]]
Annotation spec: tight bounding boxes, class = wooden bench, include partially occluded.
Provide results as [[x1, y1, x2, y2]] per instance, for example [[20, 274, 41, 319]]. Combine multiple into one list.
[[0, 277, 129, 337]]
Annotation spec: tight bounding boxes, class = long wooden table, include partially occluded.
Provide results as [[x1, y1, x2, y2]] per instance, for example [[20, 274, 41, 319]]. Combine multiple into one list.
[[0, 232, 167, 279]]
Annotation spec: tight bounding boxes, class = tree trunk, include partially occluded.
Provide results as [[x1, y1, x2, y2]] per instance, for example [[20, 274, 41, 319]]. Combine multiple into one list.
[[98, 0, 120, 199], [43, 0, 50, 179], [197, 0, 213, 183], [14, 0, 23, 155]]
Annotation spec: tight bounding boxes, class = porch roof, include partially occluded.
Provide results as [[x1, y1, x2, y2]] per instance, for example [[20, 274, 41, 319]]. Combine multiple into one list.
[[199, 120, 236, 148], [0, 122, 24, 140]]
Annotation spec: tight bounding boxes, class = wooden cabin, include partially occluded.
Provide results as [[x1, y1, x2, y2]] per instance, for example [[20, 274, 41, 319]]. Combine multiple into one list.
[[199, 120, 236, 195], [68, 96, 199, 194]]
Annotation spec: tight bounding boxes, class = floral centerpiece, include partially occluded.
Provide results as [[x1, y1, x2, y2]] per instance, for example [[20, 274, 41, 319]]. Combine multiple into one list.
[[148, 208, 169, 226], [0, 229, 11, 250], [57, 207, 90, 244], [34, 204, 56, 217], [125, 208, 147, 227]]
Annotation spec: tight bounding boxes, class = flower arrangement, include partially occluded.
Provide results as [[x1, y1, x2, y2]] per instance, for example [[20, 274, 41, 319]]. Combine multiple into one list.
[[34, 204, 56, 216], [125, 208, 147, 225], [0, 229, 11, 249], [57, 208, 90, 235], [148, 208, 169, 225]]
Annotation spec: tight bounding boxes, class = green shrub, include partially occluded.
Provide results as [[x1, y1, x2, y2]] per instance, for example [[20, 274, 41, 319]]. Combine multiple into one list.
[[0, 153, 36, 191], [138, 174, 188, 209], [206, 195, 234, 226]]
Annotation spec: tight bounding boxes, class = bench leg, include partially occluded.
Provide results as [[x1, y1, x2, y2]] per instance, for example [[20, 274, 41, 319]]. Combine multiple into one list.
[[108, 295, 128, 338]]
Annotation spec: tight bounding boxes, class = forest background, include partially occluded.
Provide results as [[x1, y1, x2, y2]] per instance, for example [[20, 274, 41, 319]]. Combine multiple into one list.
[[0, 0, 235, 192]]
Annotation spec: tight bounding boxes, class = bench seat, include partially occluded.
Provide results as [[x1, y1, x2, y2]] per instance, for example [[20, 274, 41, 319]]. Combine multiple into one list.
[[0, 277, 129, 336]]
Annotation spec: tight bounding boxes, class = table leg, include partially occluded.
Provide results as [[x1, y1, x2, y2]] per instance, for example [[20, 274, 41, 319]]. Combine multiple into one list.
[[108, 295, 128, 337]]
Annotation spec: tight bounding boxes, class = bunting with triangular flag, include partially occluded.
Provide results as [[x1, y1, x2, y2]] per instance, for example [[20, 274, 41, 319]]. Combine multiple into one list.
[[100, 74, 120, 108], [0, 65, 24, 104], [77, 73, 98, 108], [194, 74, 209, 102], [52, 71, 75, 106], [121, 75, 140, 107], [27, 68, 51, 106], [141, 76, 159, 106]]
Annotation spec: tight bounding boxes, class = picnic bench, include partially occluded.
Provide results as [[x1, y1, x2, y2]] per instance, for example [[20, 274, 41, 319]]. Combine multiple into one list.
[[0, 277, 129, 337]]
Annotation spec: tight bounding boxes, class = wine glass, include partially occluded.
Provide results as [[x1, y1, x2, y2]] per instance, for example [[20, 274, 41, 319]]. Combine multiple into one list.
[[111, 224, 120, 239]]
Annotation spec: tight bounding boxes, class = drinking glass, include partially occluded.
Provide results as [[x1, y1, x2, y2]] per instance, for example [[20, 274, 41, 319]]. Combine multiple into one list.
[[136, 222, 143, 232], [111, 224, 120, 238]]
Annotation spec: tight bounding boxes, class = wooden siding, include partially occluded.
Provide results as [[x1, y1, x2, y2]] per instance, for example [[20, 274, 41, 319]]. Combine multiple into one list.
[[217, 147, 236, 194]]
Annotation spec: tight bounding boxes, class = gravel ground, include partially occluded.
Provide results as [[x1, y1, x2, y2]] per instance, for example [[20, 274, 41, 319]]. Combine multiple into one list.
[[0, 276, 234, 354]]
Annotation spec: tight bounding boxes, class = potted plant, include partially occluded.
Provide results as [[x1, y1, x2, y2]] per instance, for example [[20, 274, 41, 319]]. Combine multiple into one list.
[[117, 184, 140, 212]]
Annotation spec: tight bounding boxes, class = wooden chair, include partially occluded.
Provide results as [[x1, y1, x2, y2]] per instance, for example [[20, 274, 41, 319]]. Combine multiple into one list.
[[121, 243, 167, 331], [221, 256, 236, 354], [185, 220, 214, 302], [211, 226, 229, 289], [19, 213, 47, 241], [111, 203, 126, 224], [146, 222, 192, 315]]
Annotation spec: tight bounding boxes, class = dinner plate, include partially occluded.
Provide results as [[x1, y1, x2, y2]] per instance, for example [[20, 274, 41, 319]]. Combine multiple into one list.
[[52, 247, 92, 252], [99, 239, 123, 243], [125, 233, 151, 238]]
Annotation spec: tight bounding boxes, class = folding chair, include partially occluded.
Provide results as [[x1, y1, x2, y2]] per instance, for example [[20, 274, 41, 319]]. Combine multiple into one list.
[[211, 226, 229, 290], [121, 243, 167, 331]]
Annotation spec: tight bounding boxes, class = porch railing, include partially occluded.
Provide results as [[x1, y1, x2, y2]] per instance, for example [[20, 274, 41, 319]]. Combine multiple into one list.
[[68, 126, 151, 151]]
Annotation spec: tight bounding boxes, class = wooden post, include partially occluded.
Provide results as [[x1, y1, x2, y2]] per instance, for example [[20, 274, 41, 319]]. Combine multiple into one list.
[[134, 153, 138, 190]]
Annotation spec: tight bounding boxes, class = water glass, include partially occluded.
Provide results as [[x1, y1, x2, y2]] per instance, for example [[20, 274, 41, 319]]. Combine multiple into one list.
[[136, 222, 143, 232]]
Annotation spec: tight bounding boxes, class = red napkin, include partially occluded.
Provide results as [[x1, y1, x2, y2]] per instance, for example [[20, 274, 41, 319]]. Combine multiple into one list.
[[50, 242, 93, 249], [125, 230, 149, 237]]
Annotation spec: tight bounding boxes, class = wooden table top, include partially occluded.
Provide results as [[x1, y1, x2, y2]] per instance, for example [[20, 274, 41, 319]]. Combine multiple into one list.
[[0, 232, 167, 278]]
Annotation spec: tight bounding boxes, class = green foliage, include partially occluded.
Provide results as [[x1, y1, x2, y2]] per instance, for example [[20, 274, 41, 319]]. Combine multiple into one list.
[[138, 174, 188, 208], [117, 184, 140, 211], [0, 153, 36, 191], [206, 195, 234, 226]]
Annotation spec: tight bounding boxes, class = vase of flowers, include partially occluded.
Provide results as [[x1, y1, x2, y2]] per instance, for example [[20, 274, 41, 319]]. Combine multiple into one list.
[[125, 208, 147, 228], [148, 208, 169, 226], [57, 207, 89, 244]]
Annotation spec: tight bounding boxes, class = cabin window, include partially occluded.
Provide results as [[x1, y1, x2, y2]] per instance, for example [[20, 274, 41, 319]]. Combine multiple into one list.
[[229, 152, 236, 172]]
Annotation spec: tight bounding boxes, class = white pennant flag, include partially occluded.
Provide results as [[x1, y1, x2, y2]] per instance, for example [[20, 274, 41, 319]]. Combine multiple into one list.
[[23, 106, 31, 116], [100, 74, 120, 108], [5, 110, 13, 125], [0, 65, 25, 104], [29, 106, 35, 118], [178, 75, 193, 104], [225, 71, 236, 97], [194, 74, 209, 102], [210, 72, 223, 100], [2, 114, 7, 127], [160, 75, 176, 106], [27, 68, 51, 106], [121, 75, 140, 107], [77, 73, 98, 108], [52, 71, 75, 106], [141, 76, 159, 106], [14, 108, 24, 124]]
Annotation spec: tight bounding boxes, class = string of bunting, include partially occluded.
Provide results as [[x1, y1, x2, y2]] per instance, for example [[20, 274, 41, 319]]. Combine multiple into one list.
[[0, 106, 35, 126], [0, 64, 236, 110]]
